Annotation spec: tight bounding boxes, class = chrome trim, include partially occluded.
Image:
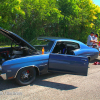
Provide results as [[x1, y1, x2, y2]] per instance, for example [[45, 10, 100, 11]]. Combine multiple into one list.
[[39, 64, 47, 66], [81, 59, 87, 61], [7, 70, 12, 72], [50, 41, 57, 53], [14, 65, 40, 78], [0, 73, 7, 80]]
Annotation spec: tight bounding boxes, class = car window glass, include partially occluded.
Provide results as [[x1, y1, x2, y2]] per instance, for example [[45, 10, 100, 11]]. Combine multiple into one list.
[[64, 42, 80, 49], [52, 41, 80, 55], [30, 39, 54, 52]]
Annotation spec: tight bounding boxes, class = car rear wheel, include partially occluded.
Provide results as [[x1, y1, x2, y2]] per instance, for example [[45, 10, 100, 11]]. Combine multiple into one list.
[[88, 57, 90, 62], [15, 67, 36, 85]]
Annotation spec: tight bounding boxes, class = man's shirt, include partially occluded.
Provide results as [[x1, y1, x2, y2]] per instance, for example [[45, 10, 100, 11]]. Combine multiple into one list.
[[87, 35, 94, 46]]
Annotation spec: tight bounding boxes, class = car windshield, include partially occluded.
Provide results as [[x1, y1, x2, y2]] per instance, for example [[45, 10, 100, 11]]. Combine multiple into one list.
[[29, 38, 54, 52]]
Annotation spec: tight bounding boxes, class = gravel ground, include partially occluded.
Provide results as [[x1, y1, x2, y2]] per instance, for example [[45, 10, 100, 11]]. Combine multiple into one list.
[[0, 56, 100, 100]]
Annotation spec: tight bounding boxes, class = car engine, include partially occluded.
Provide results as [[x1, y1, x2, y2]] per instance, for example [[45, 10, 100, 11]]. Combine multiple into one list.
[[0, 46, 39, 63]]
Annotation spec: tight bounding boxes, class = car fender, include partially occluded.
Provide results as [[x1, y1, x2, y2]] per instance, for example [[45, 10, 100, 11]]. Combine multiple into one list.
[[14, 65, 39, 78], [1, 54, 49, 79]]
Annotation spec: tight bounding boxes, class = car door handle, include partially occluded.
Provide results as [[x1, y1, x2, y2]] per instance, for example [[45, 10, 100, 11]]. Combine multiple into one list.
[[81, 59, 87, 61]]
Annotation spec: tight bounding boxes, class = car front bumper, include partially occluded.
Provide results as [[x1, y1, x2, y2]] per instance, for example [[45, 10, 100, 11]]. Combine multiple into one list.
[[0, 66, 7, 80]]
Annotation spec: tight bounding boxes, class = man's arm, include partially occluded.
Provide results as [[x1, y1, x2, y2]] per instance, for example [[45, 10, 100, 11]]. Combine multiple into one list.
[[93, 37, 99, 43], [90, 40, 95, 42]]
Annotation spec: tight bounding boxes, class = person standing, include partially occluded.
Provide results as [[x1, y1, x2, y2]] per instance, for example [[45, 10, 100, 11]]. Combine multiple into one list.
[[87, 32, 95, 47], [93, 34, 99, 48]]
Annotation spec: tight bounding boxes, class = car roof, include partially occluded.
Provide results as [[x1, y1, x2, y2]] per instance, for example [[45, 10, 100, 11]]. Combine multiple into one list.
[[38, 37, 83, 44]]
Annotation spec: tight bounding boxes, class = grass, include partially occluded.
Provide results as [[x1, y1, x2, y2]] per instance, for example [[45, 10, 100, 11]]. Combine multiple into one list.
[[0, 45, 10, 48]]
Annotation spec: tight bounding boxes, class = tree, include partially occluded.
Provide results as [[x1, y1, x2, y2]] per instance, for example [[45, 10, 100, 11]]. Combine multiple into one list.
[[12, 0, 63, 41], [0, 0, 25, 29]]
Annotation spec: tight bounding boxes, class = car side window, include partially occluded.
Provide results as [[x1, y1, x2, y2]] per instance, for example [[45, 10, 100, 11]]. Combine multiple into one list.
[[65, 42, 80, 49], [52, 41, 80, 55], [65, 42, 80, 55], [52, 42, 67, 54]]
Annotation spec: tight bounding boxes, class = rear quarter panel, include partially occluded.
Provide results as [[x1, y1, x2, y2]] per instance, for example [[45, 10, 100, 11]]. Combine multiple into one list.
[[74, 43, 99, 61]]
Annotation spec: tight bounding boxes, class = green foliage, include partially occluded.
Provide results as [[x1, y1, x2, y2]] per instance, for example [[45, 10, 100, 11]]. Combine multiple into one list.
[[0, 0, 25, 29]]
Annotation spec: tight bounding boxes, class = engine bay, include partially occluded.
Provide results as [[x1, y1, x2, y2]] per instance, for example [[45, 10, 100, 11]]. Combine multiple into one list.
[[0, 46, 39, 64]]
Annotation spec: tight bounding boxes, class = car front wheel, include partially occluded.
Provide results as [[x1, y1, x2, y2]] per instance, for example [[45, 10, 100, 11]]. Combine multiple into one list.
[[15, 67, 36, 85]]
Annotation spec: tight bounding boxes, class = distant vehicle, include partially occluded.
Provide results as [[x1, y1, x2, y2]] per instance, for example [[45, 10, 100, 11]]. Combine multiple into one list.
[[0, 27, 98, 85]]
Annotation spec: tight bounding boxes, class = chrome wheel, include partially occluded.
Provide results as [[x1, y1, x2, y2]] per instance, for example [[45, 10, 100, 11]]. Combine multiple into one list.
[[16, 67, 36, 85]]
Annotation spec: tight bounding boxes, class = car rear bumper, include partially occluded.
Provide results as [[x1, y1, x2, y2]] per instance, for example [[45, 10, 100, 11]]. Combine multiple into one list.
[[0, 67, 7, 80]]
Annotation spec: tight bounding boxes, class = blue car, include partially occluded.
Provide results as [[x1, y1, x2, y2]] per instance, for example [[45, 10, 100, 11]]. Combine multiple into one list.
[[0, 28, 99, 85]]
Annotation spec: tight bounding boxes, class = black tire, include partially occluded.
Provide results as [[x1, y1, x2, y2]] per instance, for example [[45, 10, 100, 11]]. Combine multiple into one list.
[[88, 57, 90, 62], [15, 67, 36, 85]]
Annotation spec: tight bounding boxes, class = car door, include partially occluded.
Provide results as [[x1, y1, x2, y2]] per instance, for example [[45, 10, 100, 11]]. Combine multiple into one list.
[[48, 53, 88, 76]]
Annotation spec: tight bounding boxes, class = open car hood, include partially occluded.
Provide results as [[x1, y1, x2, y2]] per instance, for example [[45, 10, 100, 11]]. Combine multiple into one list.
[[0, 27, 36, 51]]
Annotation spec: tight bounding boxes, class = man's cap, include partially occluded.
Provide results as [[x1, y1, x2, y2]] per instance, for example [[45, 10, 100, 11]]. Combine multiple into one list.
[[91, 32, 94, 34]]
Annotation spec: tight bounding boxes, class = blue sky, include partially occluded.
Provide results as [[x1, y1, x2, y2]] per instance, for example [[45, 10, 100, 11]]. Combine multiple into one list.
[[92, 0, 100, 6]]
